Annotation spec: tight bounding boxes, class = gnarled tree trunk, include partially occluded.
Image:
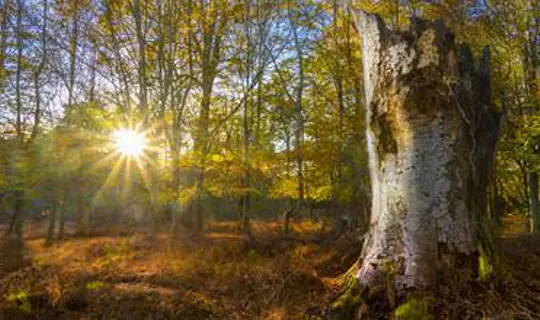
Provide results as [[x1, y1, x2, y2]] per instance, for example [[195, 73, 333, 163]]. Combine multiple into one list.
[[348, 10, 502, 309]]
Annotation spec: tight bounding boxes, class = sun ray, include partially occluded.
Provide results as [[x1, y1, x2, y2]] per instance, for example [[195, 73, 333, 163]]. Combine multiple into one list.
[[92, 127, 154, 207], [93, 155, 126, 206], [133, 155, 152, 195], [121, 157, 133, 202], [89, 151, 122, 172], [138, 152, 159, 170]]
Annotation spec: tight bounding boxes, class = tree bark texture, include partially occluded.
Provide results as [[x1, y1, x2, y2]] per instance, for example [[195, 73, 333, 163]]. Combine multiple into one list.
[[351, 11, 501, 299]]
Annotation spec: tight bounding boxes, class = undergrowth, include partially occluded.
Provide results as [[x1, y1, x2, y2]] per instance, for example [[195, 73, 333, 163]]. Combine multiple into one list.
[[0, 220, 353, 319], [1, 217, 540, 319]]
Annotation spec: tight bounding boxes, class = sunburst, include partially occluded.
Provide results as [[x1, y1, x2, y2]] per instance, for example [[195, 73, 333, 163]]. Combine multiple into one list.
[[113, 129, 146, 157], [93, 127, 159, 206]]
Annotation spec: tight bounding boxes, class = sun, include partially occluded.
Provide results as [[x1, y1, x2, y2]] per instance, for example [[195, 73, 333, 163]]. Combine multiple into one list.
[[113, 129, 146, 157]]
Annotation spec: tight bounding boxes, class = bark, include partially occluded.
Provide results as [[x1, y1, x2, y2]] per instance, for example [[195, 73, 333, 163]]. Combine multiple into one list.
[[281, 208, 295, 240], [67, 0, 78, 109], [241, 4, 252, 237], [7, 190, 24, 238], [75, 192, 85, 236], [58, 195, 66, 241], [191, 0, 227, 233], [523, 6, 540, 232], [29, 0, 46, 144], [133, 0, 147, 112], [292, 25, 305, 212], [349, 10, 501, 305], [15, 0, 22, 144], [530, 172, 540, 232], [8, 1, 24, 239], [241, 74, 252, 237], [103, 4, 131, 110], [0, 0, 10, 79], [517, 160, 530, 210], [75, 152, 85, 236], [8, 0, 47, 239], [44, 203, 56, 246], [490, 178, 502, 230]]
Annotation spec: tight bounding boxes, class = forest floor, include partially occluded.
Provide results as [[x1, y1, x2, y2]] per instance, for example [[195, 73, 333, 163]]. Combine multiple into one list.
[[0, 220, 359, 319], [0, 216, 540, 319]]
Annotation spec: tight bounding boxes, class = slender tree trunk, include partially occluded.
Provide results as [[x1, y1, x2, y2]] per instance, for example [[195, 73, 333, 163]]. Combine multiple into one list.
[[281, 208, 293, 240], [30, 0, 47, 145], [75, 153, 85, 236], [9, 0, 24, 239], [242, 107, 252, 237], [133, 0, 147, 112], [530, 172, 540, 232], [14, 191, 24, 238], [289, 8, 305, 212], [191, 0, 226, 232], [75, 189, 84, 236], [103, 5, 131, 110], [191, 0, 214, 234], [491, 179, 502, 229], [15, 0, 22, 144], [58, 192, 66, 240], [344, 11, 501, 313], [67, 0, 78, 109], [44, 203, 56, 246], [193, 85, 211, 232], [0, 0, 10, 80], [281, 124, 293, 238], [242, 70, 252, 237], [518, 161, 531, 210], [8, 191, 24, 238], [524, 10, 540, 232], [170, 148, 184, 235]]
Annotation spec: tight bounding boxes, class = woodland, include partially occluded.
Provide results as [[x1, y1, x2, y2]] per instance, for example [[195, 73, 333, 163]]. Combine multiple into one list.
[[0, 0, 540, 319]]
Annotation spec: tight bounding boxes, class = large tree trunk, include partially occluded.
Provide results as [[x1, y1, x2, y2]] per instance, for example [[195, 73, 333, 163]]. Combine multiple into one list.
[[348, 11, 501, 309]]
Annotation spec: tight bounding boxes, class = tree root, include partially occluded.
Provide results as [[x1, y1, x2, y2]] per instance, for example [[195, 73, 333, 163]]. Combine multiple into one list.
[[330, 272, 363, 319]]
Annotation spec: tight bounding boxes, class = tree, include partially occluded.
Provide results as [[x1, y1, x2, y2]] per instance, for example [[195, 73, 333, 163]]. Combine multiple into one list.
[[190, 0, 231, 232], [4, 0, 49, 238], [338, 10, 502, 315], [307, 1, 369, 227]]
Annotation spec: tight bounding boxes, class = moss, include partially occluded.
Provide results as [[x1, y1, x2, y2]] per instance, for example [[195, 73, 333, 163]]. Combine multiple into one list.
[[86, 280, 109, 291], [372, 113, 398, 161], [330, 275, 363, 318], [381, 259, 397, 275], [381, 260, 398, 308], [6, 289, 32, 314], [394, 295, 434, 320], [478, 254, 493, 281], [477, 244, 495, 281]]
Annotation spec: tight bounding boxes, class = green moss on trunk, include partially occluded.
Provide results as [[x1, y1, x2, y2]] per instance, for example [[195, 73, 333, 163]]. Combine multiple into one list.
[[331, 273, 363, 318]]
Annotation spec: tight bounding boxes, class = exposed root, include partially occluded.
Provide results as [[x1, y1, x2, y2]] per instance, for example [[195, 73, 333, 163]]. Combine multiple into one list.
[[330, 269, 363, 319]]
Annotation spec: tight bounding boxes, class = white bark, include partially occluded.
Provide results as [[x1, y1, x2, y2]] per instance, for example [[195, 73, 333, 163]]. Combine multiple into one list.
[[352, 11, 501, 297]]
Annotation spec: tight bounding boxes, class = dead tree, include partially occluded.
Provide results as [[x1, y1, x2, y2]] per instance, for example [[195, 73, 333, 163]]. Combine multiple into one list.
[[335, 10, 502, 316]]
